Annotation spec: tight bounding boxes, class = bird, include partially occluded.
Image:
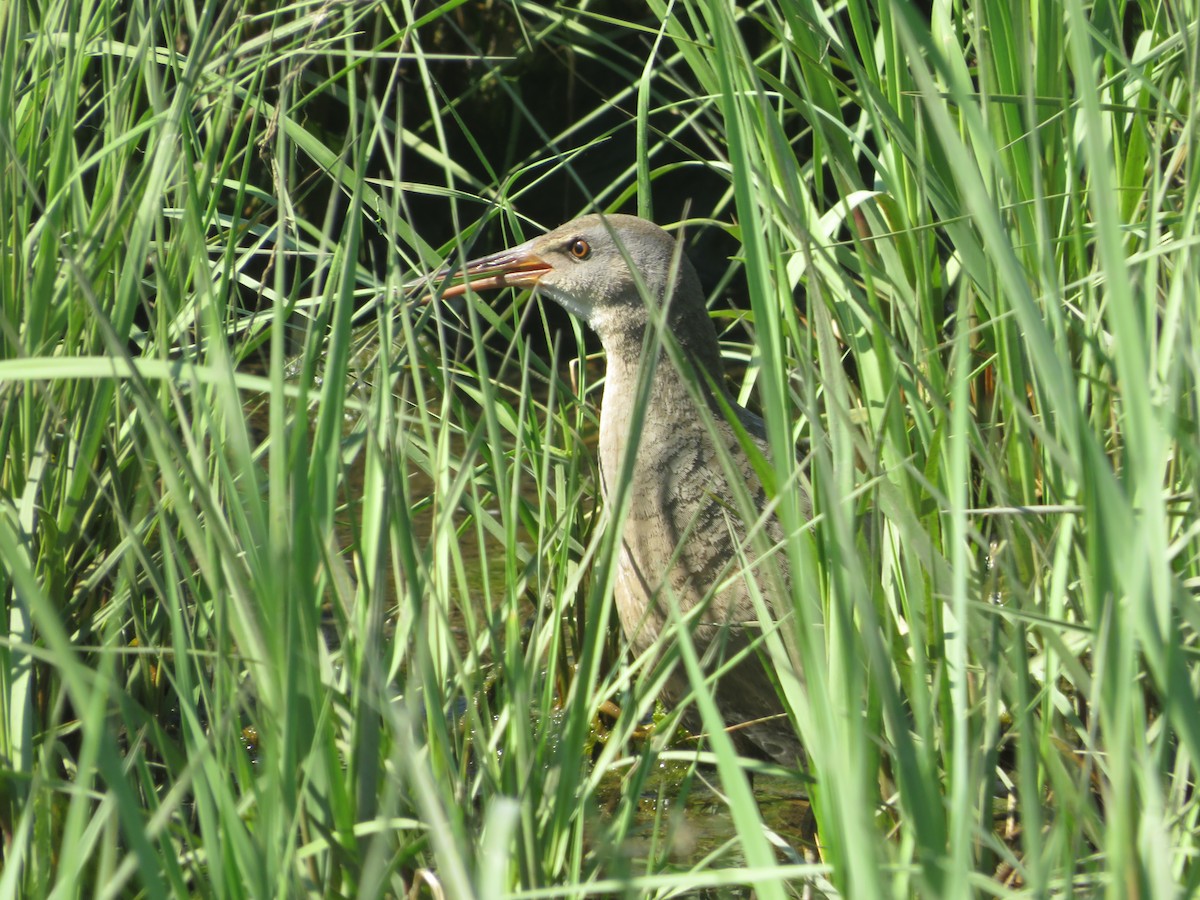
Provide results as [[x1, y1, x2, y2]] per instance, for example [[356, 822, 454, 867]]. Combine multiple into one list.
[[434, 213, 808, 766]]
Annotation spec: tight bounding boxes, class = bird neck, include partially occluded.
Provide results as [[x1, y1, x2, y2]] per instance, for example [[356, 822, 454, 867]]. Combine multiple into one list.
[[596, 318, 728, 495]]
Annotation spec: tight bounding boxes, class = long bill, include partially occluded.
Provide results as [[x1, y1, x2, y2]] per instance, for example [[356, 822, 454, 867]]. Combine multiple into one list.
[[430, 244, 552, 300]]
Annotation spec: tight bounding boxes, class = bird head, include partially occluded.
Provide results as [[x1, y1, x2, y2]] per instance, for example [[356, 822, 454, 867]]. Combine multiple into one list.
[[436, 214, 709, 347]]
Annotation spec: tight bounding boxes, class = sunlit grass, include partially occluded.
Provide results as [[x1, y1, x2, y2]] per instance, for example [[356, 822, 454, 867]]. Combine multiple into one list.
[[1, 0, 1197, 896]]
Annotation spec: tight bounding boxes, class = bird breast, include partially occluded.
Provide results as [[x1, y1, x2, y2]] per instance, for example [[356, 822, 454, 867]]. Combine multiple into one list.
[[597, 356, 782, 659]]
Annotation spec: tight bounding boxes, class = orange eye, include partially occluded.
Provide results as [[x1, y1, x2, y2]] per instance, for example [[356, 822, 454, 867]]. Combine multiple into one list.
[[568, 238, 591, 259]]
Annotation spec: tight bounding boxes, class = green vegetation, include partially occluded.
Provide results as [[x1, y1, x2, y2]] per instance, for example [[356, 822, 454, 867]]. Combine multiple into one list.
[[2, 0, 1197, 896]]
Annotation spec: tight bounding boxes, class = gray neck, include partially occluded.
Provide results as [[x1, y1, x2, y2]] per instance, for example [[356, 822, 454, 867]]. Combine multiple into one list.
[[595, 309, 727, 498]]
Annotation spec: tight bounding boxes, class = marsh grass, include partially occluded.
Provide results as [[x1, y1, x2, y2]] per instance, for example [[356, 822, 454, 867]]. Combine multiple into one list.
[[2, 0, 1197, 896]]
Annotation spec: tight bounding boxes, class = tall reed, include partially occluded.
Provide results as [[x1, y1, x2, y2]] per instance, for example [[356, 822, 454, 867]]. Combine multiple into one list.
[[1, 0, 1195, 896]]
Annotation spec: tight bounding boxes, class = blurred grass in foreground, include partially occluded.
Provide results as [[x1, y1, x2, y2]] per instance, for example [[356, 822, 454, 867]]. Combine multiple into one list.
[[1, 0, 1197, 896]]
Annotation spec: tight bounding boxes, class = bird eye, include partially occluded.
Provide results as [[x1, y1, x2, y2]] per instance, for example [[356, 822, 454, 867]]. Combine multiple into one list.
[[567, 238, 591, 260]]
